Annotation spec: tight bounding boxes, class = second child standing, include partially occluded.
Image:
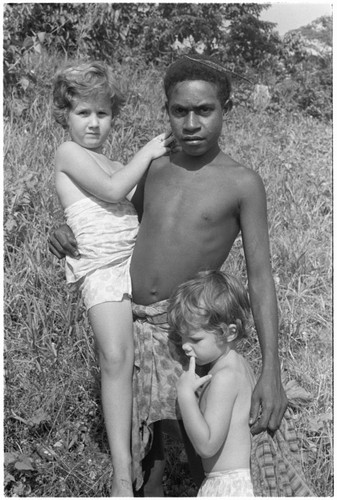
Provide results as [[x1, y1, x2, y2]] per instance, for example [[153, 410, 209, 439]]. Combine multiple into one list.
[[53, 61, 172, 496], [168, 270, 255, 497]]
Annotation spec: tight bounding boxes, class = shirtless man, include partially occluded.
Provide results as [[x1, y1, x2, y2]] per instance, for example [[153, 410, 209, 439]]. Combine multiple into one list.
[[49, 54, 287, 496]]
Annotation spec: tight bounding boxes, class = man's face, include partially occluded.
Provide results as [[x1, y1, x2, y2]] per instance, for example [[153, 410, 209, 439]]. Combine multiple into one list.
[[166, 80, 223, 157]]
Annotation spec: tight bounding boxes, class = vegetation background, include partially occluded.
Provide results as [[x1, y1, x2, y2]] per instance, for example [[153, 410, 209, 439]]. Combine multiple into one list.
[[4, 3, 332, 497]]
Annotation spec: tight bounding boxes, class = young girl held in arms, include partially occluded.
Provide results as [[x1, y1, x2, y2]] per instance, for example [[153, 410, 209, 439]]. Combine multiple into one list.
[[168, 270, 255, 497], [53, 61, 172, 496]]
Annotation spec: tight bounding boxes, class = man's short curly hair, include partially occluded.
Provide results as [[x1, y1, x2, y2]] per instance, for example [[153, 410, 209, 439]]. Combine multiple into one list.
[[164, 54, 232, 109], [167, 270, 250, 341], [52, 61, 125, 129]]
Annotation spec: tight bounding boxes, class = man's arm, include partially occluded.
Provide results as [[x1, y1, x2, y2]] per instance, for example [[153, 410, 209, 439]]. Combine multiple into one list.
[[48, 224, 79, 259], [239, 169, 287, 434]]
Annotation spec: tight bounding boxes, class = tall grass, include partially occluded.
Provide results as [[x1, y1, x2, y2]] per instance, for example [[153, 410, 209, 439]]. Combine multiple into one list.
[[4, 56, 332, 496]]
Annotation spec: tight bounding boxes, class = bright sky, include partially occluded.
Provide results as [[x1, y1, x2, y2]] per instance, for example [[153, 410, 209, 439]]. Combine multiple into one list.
[[260, 2, 332, 35]]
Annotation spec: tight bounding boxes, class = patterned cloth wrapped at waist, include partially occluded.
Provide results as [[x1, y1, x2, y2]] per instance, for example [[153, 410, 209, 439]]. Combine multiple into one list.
[[251, 408, 315, 496], [131, 300, 187, 490], [132, 305, 168, 325]]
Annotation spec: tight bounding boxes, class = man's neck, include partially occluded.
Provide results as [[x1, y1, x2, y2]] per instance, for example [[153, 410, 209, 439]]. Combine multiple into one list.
[[172, 144, 221, 171]]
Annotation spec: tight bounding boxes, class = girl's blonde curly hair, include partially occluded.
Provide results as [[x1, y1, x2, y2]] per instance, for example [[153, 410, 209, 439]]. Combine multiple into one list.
[[52, 60, 125, 128]]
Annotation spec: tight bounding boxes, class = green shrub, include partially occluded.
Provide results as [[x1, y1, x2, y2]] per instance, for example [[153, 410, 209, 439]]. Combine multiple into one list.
[[4, 4, 332, 123]]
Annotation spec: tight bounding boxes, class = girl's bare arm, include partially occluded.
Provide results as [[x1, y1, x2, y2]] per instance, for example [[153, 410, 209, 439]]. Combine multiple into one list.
[[55, 133, 172, 203]]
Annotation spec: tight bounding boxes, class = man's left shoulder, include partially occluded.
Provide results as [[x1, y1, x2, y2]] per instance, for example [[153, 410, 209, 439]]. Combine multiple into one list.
[[218, 153, 255, 176], [218, 155, 264, 192], [228, 158, 261, 180], [230, 162, 265, 197]]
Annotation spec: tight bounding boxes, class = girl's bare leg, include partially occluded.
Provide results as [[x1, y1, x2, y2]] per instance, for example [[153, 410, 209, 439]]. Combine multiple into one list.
[[89, 299, 134, 497]]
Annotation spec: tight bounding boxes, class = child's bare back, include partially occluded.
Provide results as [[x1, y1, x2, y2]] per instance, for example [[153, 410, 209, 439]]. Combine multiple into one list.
[[169, 270, 256, 496]]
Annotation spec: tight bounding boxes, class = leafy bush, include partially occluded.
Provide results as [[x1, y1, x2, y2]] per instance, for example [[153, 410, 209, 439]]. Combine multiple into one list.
[[266, 31, 332, 121], [3, 3, 332, 123], [3, 3, 278, 89]]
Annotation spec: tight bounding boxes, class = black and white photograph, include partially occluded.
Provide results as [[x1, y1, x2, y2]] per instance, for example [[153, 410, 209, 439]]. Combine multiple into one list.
[[3, 1, 332, 497]]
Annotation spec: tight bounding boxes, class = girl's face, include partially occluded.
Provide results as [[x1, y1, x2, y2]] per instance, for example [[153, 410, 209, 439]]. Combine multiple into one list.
[[180, 328, 227, 366], [67, 94, 113, 153]]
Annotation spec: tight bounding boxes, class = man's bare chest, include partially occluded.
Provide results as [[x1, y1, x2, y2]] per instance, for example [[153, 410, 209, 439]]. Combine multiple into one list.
[[145, 166, 239, 224]]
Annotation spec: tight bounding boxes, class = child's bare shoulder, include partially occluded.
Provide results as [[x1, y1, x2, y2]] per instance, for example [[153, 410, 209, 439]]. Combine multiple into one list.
[[211, 365, 239, 389], [55, 141, 87, 164], [56, 140, 82, 155], [55, 142, 121, 172], [55, 141, 81, 169], [55, 142, 105, 175], [214, 352, 252, 381]]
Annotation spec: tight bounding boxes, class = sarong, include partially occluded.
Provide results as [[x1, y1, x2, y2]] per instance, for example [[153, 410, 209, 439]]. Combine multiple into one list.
[[251, 408, 316, 496], [131, 300, 187, 490]]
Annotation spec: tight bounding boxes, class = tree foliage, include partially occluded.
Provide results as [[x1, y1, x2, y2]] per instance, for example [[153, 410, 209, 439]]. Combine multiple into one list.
[[3, 3, 332, 121], [3, 3, 277, 73]]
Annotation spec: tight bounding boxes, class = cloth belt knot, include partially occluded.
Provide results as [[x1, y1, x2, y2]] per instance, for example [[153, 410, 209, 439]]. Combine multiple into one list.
[[133, 311, 168, 325]]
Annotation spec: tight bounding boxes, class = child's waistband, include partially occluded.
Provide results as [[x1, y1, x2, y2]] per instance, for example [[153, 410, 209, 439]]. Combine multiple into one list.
[[205, 468, 251, 479]]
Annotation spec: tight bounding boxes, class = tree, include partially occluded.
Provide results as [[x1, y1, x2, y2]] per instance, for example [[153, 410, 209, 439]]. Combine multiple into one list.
[[226, 13, 281, 67], [4, 3, 280, 69]]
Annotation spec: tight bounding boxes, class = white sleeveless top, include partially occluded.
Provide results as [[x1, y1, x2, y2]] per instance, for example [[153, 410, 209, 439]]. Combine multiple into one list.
[[64, 195, 139, 284]]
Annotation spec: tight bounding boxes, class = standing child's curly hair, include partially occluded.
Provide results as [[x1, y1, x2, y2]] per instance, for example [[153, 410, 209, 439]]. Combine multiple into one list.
[[167, 270, 251, 341], [52, 60, 126, 129]]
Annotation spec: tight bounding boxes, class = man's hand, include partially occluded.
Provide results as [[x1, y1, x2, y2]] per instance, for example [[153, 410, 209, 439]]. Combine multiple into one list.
[[48, 224, 79, 259], [249, 369, 288, 435]]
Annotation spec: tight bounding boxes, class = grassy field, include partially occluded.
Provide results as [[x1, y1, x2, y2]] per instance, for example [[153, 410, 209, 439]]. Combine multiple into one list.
[[4, 57, 332, 497]]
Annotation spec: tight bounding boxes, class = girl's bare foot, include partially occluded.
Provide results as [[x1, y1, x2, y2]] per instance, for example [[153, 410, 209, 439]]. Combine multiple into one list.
[[110, 476, 133, 497]]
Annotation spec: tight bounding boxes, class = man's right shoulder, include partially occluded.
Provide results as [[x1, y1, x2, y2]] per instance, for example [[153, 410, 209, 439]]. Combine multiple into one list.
[[150, 155, 169, 167], [147, 155, 170, 174]]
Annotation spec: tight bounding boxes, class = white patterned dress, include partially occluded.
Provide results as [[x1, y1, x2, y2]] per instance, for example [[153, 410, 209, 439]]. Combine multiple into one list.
[[64, 195, 139, 309]]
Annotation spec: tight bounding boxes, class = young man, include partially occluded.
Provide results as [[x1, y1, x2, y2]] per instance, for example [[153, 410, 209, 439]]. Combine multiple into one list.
[[49, 54, 287, 496]]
